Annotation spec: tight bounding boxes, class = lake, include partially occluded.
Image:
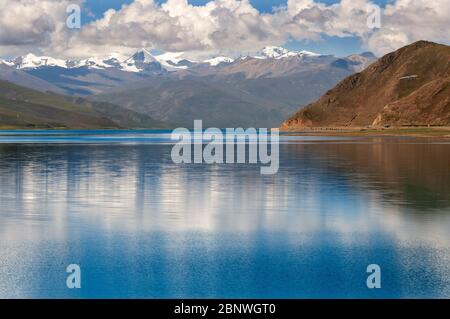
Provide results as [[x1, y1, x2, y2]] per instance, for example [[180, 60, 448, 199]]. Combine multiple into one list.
[[0, 130, 449, 298]]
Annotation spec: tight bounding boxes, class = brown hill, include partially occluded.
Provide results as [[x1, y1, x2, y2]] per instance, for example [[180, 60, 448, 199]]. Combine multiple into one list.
[[282, 41, 450, 129]]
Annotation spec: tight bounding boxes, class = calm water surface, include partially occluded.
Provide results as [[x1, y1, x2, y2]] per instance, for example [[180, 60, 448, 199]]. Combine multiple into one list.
[[0, 130, 449, 298]]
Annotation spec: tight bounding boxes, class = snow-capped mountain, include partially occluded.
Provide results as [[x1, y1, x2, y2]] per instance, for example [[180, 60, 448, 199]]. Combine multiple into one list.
[[1, 50, 161, 73], [153, 52, 196, 69], [12, 53, 68, 69], [3, 53, 122, 70], [127, 49, 157, 64], [256, 46, 321, 59], [75, 54, 126, 69], [120, 49, 163, 73], [0, 46, 376, 98], [203, 56, 235, 66], [0, 59, 14, 67], [0, 46, 323, 73]]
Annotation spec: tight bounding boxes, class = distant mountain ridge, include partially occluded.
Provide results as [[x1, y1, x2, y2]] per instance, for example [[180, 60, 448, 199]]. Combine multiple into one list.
[[282, 41, 450, 129], [0, 46, 377, 128], [91, 51, 375, 127], [255, 46, 321, 59], [0, 46, 324, 73], [0, 79, 170, 129]]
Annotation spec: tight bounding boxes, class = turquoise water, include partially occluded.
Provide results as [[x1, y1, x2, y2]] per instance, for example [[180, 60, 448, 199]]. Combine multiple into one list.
[[0, 131, 449, 298]]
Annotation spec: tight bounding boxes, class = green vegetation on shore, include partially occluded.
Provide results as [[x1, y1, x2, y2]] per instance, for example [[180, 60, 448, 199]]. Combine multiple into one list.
[[283, 126, 450, 138]]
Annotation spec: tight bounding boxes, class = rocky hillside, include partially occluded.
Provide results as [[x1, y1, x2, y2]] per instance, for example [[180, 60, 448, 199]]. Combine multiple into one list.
[[282, 41, 450, 129]]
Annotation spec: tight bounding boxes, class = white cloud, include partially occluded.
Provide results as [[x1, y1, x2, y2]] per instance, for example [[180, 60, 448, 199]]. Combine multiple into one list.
[[279, 0, 450, 55], [371, 0, 450, 54], [60, 0, 287, 58], [0, 0, 81, 57], [0, 0, 448, 58]]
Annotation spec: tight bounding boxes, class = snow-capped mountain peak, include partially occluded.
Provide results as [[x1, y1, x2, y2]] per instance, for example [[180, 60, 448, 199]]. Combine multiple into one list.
[[154, 52, 196, 70], [203, 56, 235, 66], [120, 48, 163, 73], [256, 46, 321, 60], [0, 59, 14, 67], [102, 54, 126, 67], [78, 57, 113, 69], [13, 53, 68, 69], [62, 53, 127, 70], [126, 48, 158, 64]]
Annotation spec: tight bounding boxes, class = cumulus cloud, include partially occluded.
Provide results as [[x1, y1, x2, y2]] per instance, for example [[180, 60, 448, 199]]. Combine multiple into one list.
[[60, 0, 287, 58], [371, 0, 450, 53], [0, 0, 82, 57], [0, 0, 448, 58], [278, 0, 449, 55]]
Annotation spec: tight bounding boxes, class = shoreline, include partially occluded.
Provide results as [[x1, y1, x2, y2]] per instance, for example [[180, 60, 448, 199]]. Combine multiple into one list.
[[280, 126, 450, 138], [1, 126, 450, 139]]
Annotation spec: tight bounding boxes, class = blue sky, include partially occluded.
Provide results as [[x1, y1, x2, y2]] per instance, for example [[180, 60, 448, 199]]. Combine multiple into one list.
[[82, 0, 393, 56]]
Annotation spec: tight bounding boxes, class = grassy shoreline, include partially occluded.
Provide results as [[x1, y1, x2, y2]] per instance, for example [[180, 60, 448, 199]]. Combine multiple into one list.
[[281, 126, 450, 138], [2, 125, 450, 138]]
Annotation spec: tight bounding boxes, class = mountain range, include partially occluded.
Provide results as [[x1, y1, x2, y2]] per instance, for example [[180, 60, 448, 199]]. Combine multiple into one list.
[[0, 46, 376, 128], [1, 41, 448, 130], [282, 41, 450, 129], [0, 46, 326, 72]]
